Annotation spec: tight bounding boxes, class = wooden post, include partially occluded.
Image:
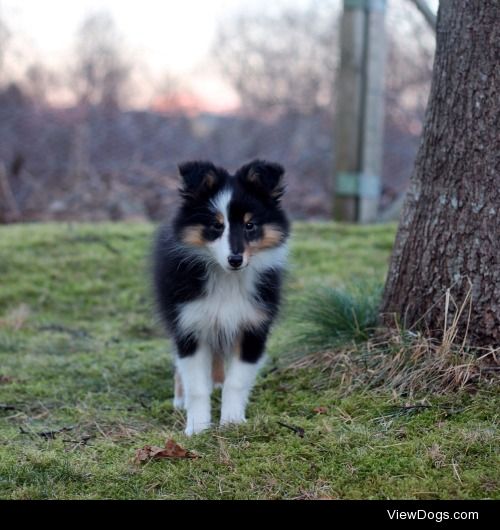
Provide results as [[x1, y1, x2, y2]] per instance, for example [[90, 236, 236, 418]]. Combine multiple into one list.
[[334, 0, 386, 223]]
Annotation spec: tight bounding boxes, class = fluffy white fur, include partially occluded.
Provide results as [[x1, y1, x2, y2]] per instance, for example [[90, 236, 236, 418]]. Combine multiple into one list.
[[177, 266, 265, 352]]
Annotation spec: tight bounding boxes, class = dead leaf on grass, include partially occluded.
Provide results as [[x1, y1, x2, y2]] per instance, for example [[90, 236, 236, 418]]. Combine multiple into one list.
[[313, 406, 328, 414], [134, 439, 200, 464]]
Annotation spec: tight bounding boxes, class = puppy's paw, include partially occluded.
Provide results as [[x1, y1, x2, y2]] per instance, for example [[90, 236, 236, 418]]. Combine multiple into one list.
[[220, 410, 247, 427], [185, 421, 211, 436]]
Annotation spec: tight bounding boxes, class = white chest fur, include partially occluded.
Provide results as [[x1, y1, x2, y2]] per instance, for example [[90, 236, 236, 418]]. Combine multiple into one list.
[[176, 266, 265, 351]]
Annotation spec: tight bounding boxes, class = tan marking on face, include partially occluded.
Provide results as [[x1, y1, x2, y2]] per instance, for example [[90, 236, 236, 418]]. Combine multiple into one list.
[[205, 171, 217, 189], [181, 225, 205, 246], [215, 212, 224, 224], [212, 354, 225, 385], [243, 213, 252, 224], [247, 169, 259, 183], [247, 224, 284, 254], [175, 370, 184, 400]]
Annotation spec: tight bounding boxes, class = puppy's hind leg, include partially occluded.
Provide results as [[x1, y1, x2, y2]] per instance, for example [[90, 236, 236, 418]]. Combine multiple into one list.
[[212, 353, 225, 390], [173, 369, 185, 410]]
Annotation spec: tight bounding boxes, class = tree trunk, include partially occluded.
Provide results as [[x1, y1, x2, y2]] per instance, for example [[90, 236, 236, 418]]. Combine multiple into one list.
[[381, 1, 499, 347]]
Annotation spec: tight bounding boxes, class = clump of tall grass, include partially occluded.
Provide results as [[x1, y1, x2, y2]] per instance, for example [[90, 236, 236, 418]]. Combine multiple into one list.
[[287, 280, 382, 353], [287, 282, 499, 395]]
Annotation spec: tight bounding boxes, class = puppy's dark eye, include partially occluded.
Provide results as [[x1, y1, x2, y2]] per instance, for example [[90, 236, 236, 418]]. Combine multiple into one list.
[[212, 222, 224, 231], [245, 222, 255, 231]]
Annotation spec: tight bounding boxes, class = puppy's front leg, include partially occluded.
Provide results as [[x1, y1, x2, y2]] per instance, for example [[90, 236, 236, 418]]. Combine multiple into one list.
[[220, 329, 266, 426], [176, 341, 212, 436]]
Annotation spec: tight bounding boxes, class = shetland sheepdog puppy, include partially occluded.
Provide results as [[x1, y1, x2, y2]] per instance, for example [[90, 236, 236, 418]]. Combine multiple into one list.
[[153, 160, 289, 435]]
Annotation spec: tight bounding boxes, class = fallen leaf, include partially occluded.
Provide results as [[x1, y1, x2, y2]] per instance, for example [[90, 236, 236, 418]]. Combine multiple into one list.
[[134, 446, 155, 464], [313, 406, 328, 414], [0, 375, 14, 385], [134, 439, 199, 464]]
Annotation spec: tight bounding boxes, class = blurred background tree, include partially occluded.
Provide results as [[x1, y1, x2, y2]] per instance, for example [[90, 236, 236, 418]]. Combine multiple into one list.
[[71, 12, 134, 110], [215, 2, 337, 115]]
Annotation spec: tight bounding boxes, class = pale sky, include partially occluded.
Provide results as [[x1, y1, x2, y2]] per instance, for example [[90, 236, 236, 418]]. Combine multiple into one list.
[[3, 0, 240, 71], [1, 0, 297, 109], [0, 0, 438, 110]]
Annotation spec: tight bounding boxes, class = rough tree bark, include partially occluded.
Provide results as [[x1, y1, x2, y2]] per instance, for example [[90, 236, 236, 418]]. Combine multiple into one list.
[[381, 1, 499, 347]]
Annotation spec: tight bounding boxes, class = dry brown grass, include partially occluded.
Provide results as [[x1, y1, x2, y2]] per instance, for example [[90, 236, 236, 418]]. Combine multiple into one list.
[[0, 304, 31, 330], [288, 284, 499, 396]]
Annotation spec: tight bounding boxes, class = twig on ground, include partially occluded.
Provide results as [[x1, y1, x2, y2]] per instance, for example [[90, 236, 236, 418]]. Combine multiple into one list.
[[38, 324, 91, 339], [277, 421, 305, 438], [0, 404, 17, 411], [19, 425, 75, 439]]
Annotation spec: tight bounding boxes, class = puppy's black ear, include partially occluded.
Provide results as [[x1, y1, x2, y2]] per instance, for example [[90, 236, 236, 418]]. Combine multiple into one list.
[[237, 159, 285, 201], [178, 161, 225, 199]]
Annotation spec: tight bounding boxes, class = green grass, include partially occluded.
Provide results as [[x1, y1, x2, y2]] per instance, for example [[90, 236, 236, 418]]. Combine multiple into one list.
[[287, 281, 383, 352], [0, 221, 498, 499]]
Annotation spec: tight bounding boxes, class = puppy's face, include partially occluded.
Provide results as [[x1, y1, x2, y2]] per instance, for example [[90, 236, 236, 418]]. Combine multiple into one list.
[[175, 160, 289, 272]]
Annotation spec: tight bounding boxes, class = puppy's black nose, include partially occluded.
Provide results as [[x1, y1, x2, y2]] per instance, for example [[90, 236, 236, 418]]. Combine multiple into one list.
[[228, 254, 243, 268]]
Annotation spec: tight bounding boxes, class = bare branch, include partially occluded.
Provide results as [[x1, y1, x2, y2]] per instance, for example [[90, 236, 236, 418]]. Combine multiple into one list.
[[409, 0, 437, 32]]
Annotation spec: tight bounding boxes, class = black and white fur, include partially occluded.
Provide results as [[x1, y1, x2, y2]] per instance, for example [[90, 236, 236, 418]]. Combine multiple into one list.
[[153, 160, 289, 435]]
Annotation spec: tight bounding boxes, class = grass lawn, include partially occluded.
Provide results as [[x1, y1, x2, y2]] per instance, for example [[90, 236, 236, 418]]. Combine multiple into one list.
[[0, 222, 498, 499]]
